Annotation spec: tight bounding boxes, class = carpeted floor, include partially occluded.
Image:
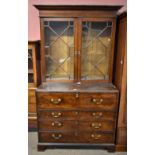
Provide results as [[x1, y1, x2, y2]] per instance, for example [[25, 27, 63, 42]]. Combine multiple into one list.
[[29, 132, 127, 155]]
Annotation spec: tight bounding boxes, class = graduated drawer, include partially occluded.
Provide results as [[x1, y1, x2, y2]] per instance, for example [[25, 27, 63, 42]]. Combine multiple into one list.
[[39, 132, 114, 143], [38, 120, 114, 132], [38, 120, 78, 131], [37, 93, 77, 109], [79, 93, 117, 111], [38, 110, 115, 121], [78, 121, 114, 132]]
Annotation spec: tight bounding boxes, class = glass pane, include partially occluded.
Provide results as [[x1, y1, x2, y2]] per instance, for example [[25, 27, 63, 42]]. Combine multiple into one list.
[[44, 20, 74, 80], [28, 49, 34, 83], [81, 21, 112, 80]]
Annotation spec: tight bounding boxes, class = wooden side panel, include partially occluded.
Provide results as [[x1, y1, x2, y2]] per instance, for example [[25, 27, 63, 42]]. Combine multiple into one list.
[[113, 13, 127, 151], [28, 41, 40, 131]]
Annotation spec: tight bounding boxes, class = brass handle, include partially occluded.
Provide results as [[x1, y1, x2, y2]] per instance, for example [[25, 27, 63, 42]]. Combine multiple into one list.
[[75, 93, 79, 98], [91, 98, 103, 104], [51, 112, 62, 118], [92, 112, 103, 118], [91, 123, 102, 129], [75, 111, 79, 115], [51, 133, 62, 140], [51, 121, 63, 127], [51, 98, 62, 104], [91, 134, 102, 139]]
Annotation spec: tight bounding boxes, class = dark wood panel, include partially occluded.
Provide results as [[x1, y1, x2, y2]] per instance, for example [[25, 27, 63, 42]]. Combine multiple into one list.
[[113, 13, 127, 91], [113, 12, 127, 152], [34, 5, 122, 11], [116, 127, 127, 145], [39, 10, 117, 18]]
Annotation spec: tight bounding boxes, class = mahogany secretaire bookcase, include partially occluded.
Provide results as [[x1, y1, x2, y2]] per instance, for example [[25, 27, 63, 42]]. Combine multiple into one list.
[[34, 5, 125, 152]]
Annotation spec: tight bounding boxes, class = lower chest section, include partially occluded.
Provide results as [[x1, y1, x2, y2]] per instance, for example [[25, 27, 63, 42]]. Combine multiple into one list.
[[36, 92, 119, 144]]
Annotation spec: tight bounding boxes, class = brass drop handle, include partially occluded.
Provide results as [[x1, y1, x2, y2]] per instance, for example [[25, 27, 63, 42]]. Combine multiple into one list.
[[51, 98, 62, 104], [91, 134, 102, 139], [51, 121, 63, 127], [91, 98, 103, 104], [91, 123, 102, 129], [92, 112, 103, 118], [75, 93, 79, 98], [51, 133, 62, 140], [51, 112, 62, 118]]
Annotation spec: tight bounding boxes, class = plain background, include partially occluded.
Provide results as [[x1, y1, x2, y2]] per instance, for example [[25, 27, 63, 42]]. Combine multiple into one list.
[[0, 0, 155, 155]]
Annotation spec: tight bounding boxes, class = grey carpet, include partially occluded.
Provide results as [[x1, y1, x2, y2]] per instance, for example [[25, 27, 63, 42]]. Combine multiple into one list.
[[29, 132, 127, 155]]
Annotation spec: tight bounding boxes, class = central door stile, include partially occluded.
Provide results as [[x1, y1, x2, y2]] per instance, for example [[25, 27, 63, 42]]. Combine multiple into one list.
[[76, 18, 82, 82], [74, 18, 81, 82]]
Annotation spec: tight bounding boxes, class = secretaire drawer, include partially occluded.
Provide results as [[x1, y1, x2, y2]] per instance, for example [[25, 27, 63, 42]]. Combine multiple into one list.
[[79, 93, 117, 111], [39, 131, 114, 143], [37, 93, 77, 109]]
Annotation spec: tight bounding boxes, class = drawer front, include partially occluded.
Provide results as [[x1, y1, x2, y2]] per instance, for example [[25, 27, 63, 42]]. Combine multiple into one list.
[[38, 111, 79, 120], [78, 121, 114, 132], [39, 120, 78, 131], [37, 93, 77, 109], [38, 110, 115, 121], [79, 93, 117, 111], [38, 120, 114, 132], [79, 132, 114, 143], [79, 111, 115, 121], [39, 132, 114, 143], [37, 92, 117, 111], [39, 132, 78, 143]]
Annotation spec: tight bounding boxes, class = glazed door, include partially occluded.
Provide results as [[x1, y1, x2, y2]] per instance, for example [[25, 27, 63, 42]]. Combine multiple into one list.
[[41, 18, 116, 83], [79, 18, 116, 82], [41, 18, 77, 82]]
